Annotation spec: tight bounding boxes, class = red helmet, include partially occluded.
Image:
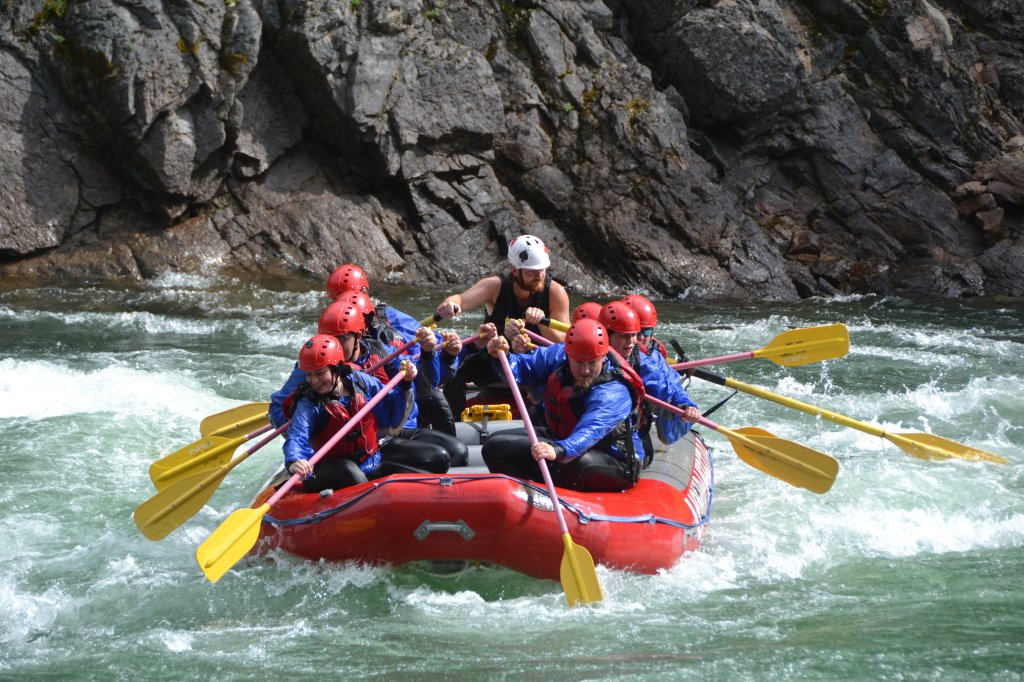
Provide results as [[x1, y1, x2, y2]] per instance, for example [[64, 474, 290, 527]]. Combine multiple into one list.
[[326, 264, 370, 298], [598, 300, 641, 334], [621, 294, 657, 328], [298, 334, 345, 371], [564, 318, 609, 362], [318, 301, 366, 337], [334, 289, 375, 316], [572, 301, 603, 323]]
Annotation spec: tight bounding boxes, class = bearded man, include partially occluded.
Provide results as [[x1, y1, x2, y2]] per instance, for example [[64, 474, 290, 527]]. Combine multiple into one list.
[[480, 319, 644, 492], [434, 234, 570, 344]]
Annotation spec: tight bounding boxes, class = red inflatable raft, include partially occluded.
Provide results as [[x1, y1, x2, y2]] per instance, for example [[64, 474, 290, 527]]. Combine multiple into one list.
[[251, 419, 713, 581]]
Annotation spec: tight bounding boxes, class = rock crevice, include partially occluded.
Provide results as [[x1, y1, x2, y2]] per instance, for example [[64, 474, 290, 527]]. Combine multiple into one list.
[[1, 0, 1021, 299]]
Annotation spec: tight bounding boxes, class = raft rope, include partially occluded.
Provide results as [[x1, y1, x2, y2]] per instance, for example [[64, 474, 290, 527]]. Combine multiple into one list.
[[264, 460, 714, 532]]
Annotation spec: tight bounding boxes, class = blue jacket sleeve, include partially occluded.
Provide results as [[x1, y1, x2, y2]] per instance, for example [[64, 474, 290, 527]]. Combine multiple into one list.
[[364, 343, 418, 428], [352, 370, 412, 432], [415, 332, 443, 389], [282, 397, 323, 466], [269, 364, 305, 429], [554, 381, 633, 461], [501, 343, 567, 387], [638, 351, 698, 444]]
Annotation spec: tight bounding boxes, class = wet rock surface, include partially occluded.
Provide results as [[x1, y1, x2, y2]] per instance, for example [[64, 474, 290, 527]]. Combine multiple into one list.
[[1, 0, 1021, 300]]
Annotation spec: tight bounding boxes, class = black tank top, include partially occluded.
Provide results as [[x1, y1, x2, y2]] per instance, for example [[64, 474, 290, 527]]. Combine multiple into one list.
[[484, 271, 552, 334]]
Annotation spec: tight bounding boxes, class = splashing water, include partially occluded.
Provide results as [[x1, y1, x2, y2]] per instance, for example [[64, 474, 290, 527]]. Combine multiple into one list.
[[1, 281, 1021, 679]]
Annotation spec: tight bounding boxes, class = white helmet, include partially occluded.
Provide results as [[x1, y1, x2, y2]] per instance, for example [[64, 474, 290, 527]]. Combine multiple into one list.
[[507, 235, 550, 270]]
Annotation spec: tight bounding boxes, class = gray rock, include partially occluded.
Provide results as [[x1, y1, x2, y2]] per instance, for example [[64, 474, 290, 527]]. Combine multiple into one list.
[[1, 0, 1022, 300]]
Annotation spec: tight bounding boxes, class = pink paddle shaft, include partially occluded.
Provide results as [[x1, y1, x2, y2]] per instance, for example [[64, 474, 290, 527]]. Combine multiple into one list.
[[245, 422, 275, 440], [363, 336, 421, 375], [245, 421, 290, 453], [671, 351, 754, 371], [495, 351, 571, 536], [645, 393, 715, 431], [523, 328, 553, 347]]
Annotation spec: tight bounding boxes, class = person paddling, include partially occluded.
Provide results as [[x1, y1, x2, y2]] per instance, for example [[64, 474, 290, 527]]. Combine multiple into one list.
[[598, 300, 700, 466], [283, 335, 434, 492], [327, 263, 457, 436], [434, 234, 571, 343], [481, 319, 644, 492], [273, 302, 469, 467], [327, 264, 423, 348], [622, 294, 669, 359], [436, 235, 570, 418]]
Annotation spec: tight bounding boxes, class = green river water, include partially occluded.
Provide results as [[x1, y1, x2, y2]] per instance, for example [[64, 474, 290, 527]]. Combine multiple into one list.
[[1, 275, 1021, 680]]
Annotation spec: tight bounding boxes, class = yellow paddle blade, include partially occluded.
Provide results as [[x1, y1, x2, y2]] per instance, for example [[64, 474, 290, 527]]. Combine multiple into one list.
[[149, 436, 240, 490], [754, 323, 850, 367], [559, 532, 603, 607], [134, 466, 230, 540], [889, 432, 1008, 464], [195, 503, 270, 583], [727, 426, 839, 494], [199, 402, 270, 438]]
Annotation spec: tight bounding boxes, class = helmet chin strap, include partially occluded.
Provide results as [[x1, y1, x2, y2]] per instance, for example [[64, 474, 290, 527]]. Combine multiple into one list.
[[512, 268, 542, 294], [339, 333, 362, 363], [512, 268, 525, 290]]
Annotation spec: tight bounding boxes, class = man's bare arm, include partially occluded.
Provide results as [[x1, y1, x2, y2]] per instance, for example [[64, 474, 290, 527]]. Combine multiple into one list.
[[436, 276, 502, 318], [540, 281, 570, 342]]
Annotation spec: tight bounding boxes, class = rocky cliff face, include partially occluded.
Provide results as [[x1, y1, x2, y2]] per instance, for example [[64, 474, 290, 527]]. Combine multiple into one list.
[[1, 0, 1022, 299]]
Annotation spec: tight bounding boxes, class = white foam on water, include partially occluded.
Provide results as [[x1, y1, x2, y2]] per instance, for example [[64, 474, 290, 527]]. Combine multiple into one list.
[[146, 272, 226, 290], [818, 504, 1024, 558], [0, 357, 244, 422], [2, 307, 224, 337], [655, 546, 741, 597], [773, 376, 819, 397], [154, 629, 194, 653], [0, 575, 74, 647], [849, 344, 966, 369], [398, 585, 489, 617]]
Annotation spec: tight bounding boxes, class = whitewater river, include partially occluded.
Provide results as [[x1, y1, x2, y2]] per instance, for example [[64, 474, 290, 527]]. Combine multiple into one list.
[[1, 275, 1021, 680]]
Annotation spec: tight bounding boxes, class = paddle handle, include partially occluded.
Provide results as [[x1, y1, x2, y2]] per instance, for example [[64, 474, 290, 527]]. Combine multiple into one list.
[[419, 312, 444, 327], [265, 371, 407, 508], [496, 351, 571, 536], [652, 394, 809, 472], [539, 317, 570, 333], [232, 422, 289, 468], [644, 393, 708, 426], [153, 422, 277, 485], [145, 422, 287, 526]]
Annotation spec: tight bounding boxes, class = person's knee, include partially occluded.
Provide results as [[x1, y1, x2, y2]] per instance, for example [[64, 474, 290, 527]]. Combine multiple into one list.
[[481, 439, 506, 469], [434, 431, 469, 467], [303, 458, 367, 492], [421, 443, 450, 473]]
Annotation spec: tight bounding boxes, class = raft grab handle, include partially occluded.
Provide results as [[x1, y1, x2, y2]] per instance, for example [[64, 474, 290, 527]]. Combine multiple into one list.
[[413, 519, 476, 541]]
